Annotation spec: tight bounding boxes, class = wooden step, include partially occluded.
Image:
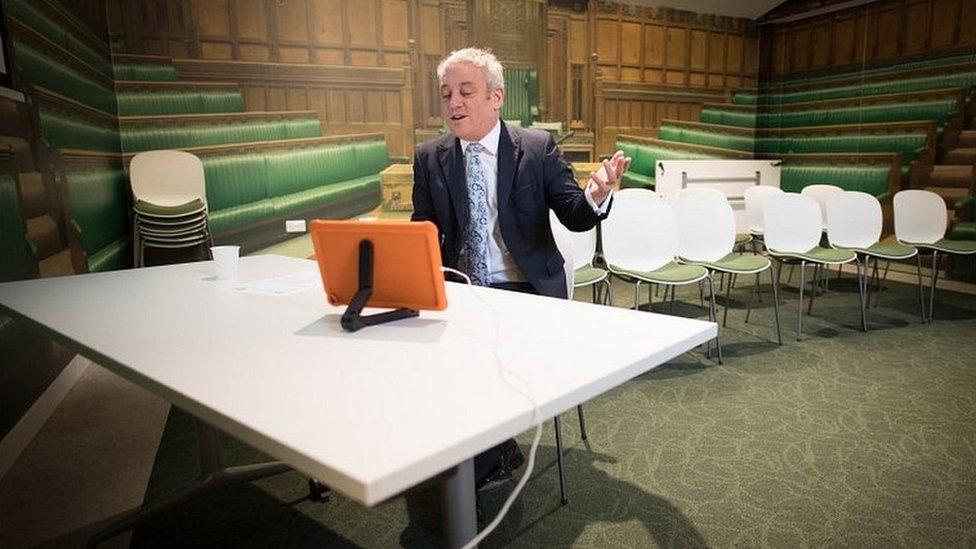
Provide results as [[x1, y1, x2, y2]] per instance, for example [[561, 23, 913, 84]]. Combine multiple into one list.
[[928, 165, 975, 188], [37, 248, 75, 278], [924, 186, 971, 207], [17, 172, 47, 218], [25, 214, 62, 260], [959, 130, 976, 148], [944, 147, 976, 165]]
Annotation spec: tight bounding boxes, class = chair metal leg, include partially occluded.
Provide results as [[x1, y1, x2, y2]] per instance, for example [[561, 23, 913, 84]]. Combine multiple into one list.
[[722, 270, 732, 327], [633, 280, 642, 310], [875, 259, 891, 308], [553, 416, 568, 505], [856, 257, 868, 332], [808, 264, 820, 315], [787, 263, 795, 285], [796, 261, 805, 341], [577, 405, 588, 441], [669, 285, 676, 314], [698, 280, 704, 309], [929, 251, 940, 323], [769, 264, 783, 345], [915, 253, 926, 322], [706, 274, 723, 364]]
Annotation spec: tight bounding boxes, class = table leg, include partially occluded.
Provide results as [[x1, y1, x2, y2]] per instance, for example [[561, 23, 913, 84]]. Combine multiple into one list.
[[440, 458, 477, 549]]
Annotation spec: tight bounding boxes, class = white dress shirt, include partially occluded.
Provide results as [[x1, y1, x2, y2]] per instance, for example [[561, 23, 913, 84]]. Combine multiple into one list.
[[459, 120, 611, 284]]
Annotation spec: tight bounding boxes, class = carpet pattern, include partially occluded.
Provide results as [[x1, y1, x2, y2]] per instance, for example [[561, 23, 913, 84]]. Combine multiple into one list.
[[131, 269, 976, 547]]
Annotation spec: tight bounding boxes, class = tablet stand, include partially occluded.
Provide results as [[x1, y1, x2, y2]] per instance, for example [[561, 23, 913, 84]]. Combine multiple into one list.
[[341, 239, 419, 331]]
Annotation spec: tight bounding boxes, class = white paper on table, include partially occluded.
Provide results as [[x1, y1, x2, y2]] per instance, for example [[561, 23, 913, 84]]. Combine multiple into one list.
[[233, 272, 321, 296]]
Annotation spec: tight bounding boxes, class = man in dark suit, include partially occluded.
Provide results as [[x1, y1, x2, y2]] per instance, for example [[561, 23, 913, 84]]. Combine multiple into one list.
[[411, 47, 630, 489]]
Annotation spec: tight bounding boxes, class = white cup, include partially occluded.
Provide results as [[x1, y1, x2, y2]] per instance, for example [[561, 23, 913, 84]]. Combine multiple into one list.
[[211, 245, 240, 279]]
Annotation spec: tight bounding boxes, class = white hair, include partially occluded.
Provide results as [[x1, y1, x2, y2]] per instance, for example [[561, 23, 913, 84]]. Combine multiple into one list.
[[436, 47, 505, 91]]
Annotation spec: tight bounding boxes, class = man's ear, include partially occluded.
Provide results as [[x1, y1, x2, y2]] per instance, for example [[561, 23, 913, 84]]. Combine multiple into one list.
[[491, 86, 504, 112]]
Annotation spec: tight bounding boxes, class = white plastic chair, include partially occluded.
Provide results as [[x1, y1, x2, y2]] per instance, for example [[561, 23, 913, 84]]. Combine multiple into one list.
[[826, 192, 923, 321], [547, 216, 588, 506], [801, 184, 843, 232], [675, 190, 781, 349], [894, 190, 976, 321], [744, 185, 783, 239], [602, 189, 719, 358], [763, 192, 866, 340], [550, 212, 612, 305], [129, 151, 213, 267]]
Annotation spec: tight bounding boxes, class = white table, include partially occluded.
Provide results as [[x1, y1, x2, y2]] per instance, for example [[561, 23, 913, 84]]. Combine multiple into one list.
[[0, 255, 715, 547]]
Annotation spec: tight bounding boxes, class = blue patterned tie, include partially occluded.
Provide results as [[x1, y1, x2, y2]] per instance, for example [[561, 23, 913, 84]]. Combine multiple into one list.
[[463, 142, 490, 286]]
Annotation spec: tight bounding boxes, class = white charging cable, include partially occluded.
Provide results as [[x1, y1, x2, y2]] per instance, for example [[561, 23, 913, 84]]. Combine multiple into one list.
[[440, 266, 544, 548]]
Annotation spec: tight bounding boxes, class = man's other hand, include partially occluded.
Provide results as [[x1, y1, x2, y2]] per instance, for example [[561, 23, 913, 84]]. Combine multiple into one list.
[[589, 150, 632, 206]]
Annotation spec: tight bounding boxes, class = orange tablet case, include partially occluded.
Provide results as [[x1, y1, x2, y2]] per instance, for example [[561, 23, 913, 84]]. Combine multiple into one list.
[[309, 220, 448, 311]]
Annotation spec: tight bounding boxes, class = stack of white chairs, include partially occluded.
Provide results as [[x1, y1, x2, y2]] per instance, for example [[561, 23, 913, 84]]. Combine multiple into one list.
[[129, 151, 212, 267]]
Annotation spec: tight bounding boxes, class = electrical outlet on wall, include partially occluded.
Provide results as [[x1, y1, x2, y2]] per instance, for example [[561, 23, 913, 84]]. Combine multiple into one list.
[[285, 220, 307, 233]]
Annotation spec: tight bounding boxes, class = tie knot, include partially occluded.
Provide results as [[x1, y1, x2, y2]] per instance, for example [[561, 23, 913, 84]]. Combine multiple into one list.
[[466, 142, 485, 155]]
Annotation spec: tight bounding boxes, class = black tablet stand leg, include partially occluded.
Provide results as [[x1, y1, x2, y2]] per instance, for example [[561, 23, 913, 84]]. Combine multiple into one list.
[[340, 239, 419, 332]]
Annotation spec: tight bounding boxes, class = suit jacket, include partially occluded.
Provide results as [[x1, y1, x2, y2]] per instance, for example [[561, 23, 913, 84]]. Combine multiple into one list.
[[411, 122, 609, 298]]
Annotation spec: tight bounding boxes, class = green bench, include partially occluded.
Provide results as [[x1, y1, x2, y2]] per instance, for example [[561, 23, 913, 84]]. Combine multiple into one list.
[[113, 62, 179, 82], [63, 168, 130, 273], [14, 41, 116, 114], [764, 52, 976, 89], [780, 163, 893, 201], [117, 89, 246, 116], [40, 109, 120, 152], [200, 137, 389, 251], [703, 100, 957, 131], [120, 117, 322, 151], [659, 125, 755, 152], [5, 0, 113, 77], [735, 71, 976, 105], [615, 138, 732, 190]]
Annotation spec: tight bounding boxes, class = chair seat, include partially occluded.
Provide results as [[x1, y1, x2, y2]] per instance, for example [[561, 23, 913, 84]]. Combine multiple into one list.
[[841, 242, 917, 260], [574, 264, 609, 286], [682, 253, 771, 274], [134, 198, 206, 217], [904, 238, 976, 255], [770, 246, 856, 264], [609, 261, 708, 284]]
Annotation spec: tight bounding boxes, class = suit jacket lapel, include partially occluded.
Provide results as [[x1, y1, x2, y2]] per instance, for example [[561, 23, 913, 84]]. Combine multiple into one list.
[[438, 137, 467, 229], [497, 123, 521, 209]]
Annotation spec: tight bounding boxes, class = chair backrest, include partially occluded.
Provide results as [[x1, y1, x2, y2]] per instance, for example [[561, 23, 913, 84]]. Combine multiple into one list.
[[825, 191, 882, 249], [894, 189, 947, 244], [678, 186, 727, 203], [130, 150, 207, 208], [601, 188, 677, 273], [744, 185, 783, 234], [801, 184, 843, 230], [674, 190, 735, 262], [548, 211, 575, 299], [762, 192, 822, 253]]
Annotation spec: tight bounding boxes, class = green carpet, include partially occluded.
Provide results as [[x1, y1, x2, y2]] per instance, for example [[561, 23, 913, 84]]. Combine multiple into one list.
[[131, 269, 976, 547]]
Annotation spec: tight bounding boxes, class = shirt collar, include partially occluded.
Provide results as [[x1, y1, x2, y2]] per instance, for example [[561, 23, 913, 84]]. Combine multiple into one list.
[[459, 119, 501, 156]]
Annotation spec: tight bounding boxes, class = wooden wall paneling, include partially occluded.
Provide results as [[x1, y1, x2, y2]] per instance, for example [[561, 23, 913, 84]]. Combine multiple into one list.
[[930, 0, 957, 48], [348, 0, 377, 47], [327, 89, 346, 123], [382, 1, 409, 49], [288, 87, 309, 111], [268, 87, 287, 110], [596, 18, 618, 79], [366, 90, 385, 122], [346, 90, 365, 122], [810, 22, 831, 69], [666, 27, 686, 84], [961, 0, 976, 43], [903, 0, 928, 54], [546, 14, 568, 123]]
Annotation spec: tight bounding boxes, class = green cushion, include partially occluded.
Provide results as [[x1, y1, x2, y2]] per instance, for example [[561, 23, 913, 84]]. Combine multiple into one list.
[[6, 0, 113, 77], [133, 198, 205, 217], [86, 238, 127, 273], [113, 63, 178, 82], [620, 172, 655, 190], [270, 176, 379, 218], [781, 165, 891, 199], [906, 238, 976, 255], [763, 51, 976, 89], [682, 253, 770, 274], [659, 126, 755, 152], [741, 71, 976, 106], [770, 246, 856, 264], [839, 242, 917, 260], [574, 265, 609, 286], [117, 90, 245, 116], [754, 100, 956, 129], [204, 154, 270, 211], [700, 108, 756, 128], [39, 110, 120, 152], [14, 41, 115, 114], [609, 261, 709, 284]]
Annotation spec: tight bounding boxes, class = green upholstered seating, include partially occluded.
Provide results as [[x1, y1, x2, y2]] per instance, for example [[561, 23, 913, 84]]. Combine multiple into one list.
[[14, 41, 116, 114], [203, 139, 388, 250], [120, 117, 323, 151], [734, 71, 976, 105], [117, 90, 246, 116], [762, 51, 976, 89], [700, 108, 756, 127], [40, 110, 121, 152], [113, 62, 179, 82], [781, 164, 892, 201], [658, 125, 755, 152], [615, 140, 723, 190], [5, 0, 113, 77], [64, 169, 130, 272]]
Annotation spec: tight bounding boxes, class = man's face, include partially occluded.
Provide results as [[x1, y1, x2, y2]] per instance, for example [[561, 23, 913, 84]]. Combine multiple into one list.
[[440, 62, 504, 142]]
